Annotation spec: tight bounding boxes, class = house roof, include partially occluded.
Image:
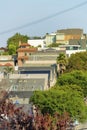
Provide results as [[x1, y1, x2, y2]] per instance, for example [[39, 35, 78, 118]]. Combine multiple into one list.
[[18, 66, 54, 71], [0, 47, 8, 51], [17, 48, 37, 52], [4, 63, 13, 66], [57, 28, 83, 35], [3, 78, 45, 92], [0, 63, 13, 67], [9, 91, 33, 98]]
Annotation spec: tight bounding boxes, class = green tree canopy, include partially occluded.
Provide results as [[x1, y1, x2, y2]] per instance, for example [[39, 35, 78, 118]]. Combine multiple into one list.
[[7, 33, 29, 54], [56, 70, 87, 97], [4, 66, 14, 74], [48, 43, 65, 47], [67, 51, 87, 71], [31, 36, 42, 39], [8, 44, 16, 55], [48, 43, 59, 47], [30, 85, 87, 122]]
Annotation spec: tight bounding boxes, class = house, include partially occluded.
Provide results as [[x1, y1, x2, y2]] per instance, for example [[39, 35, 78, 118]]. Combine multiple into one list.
[[56, 28, 83, 44], [66, 49, 86, 57], [0, 73, 49, 104], [0, 55, 14, 72], [17, 42, 37, 66], [0, 47, 8, 55], [24, 47, 66, 66], [45, 33, 56, 46], [28, 39, 46, 48], [45, 28, 83, 46], [59, 44, 86, 57], [9, 73, 49, 90], [18, 64, 57, 87], [69, 39, 87, 50]]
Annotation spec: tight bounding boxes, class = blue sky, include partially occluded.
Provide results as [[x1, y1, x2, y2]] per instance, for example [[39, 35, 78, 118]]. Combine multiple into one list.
[[0, 0, 87, 47]]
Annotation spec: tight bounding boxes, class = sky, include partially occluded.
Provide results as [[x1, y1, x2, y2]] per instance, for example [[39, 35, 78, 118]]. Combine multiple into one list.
[[0, 0, 87, 47]]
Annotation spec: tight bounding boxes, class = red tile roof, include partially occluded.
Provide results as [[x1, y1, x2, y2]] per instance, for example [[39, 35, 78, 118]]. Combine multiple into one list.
[[17, 48, 37, 52], [4, 63, 13, 66]]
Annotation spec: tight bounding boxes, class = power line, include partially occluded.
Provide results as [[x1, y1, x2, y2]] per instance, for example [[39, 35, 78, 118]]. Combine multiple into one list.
[[0, 0, 87, 35]]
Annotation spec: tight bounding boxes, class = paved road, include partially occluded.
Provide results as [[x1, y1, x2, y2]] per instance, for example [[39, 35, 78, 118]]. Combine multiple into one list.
[[75, 122, 87, 130]]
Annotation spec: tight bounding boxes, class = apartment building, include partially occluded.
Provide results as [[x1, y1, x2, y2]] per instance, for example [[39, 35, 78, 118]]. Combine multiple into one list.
[[45, 33, 56, 46], [45, 28, 83, 46], [56, 28, 83, 44]]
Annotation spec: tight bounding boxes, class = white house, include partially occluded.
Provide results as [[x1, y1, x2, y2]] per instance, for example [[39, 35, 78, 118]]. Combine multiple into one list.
[[28, 39, 46, 48], [66, 49, 86, 57], [45, 33, 56, 46]]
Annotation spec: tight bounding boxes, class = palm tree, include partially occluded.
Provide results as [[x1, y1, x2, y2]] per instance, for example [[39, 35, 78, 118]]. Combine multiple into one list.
[[4, 66, 14, 77], [56, 53, 68, 75]]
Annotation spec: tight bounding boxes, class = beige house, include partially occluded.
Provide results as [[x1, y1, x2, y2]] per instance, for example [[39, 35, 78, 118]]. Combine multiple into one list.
[[45, 28, 83, 46], [45, 33, 56, 46], [56, 28, 83, 44], [0, 55, 14, 71]]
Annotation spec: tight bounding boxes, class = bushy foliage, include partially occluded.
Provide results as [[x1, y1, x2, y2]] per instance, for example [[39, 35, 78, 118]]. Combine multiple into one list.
[[67, 51, 87, 71], [48, 43, 59, 47], [0, 91, 72, 130], [56, 70, 87, 97], [48, 43, 65, 47], [30, 84, 87, 122], [7, 33, 29, 54]]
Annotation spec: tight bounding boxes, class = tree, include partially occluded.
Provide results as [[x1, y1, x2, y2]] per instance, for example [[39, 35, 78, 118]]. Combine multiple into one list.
[[48, 43, 65, 47], [30, 85, 87, 122], [56, 53, 68, 74], [8, 44, 16, 55], [48, 43, 59, 47], [7, 33, 29, 54], [0, 90, 71, 130], [56, 70, 87, 97], [4, 66, 14, 74], [67, 51, 87, 71], [31, 36, 42, 39]]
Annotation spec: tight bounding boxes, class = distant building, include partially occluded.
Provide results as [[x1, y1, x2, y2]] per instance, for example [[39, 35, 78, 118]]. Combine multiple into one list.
[[56, 28, 83, 44], [24, 47, 66, 67], [0, 55, 14, 70], [28, 39, 46, 48], [66, 49, 86, 57], [17, 42, 37, 66], [45, 28, 84, 46], [45, 33, 56, 46], [69, 39, 87, 50], [59, 44, 86, 57], [18, 65, 57, 87], [56, 33, 67, 44], [0, 47, 8, 55]]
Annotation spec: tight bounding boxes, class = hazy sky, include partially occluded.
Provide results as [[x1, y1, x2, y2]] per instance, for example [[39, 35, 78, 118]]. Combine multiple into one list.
[[0, 0, 87, 47]]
